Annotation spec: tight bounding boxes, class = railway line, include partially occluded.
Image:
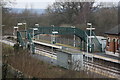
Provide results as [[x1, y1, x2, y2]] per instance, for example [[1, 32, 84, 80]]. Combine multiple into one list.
[[35, 43, 120, 78], [84, 60, 120, 78], [1, 38, 120, 78]]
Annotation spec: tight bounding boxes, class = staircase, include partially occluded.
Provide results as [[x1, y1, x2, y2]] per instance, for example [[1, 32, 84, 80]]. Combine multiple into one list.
[[17, 31, 25, 47]]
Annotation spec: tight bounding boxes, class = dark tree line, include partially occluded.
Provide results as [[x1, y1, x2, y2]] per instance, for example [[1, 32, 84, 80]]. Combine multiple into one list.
[[46, 2, 94, 25], [2, 1, 118, 36], [45, 2, 118, 35]]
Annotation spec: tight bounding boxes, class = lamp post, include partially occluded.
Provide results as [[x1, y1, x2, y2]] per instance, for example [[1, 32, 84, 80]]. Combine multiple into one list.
[[23, 23, 27, 31], [86, 23, 95, 71], [51, 25, 55, 44], [51, 25, 58, 63], [86, 23, 95, 53], [71, 26, 76, 47], [35, 24, 39, 40], [33, 28, 38, 39], [13, 26, 18, 36], [23, 23, 27, 38], [35, 24, 39, 27]]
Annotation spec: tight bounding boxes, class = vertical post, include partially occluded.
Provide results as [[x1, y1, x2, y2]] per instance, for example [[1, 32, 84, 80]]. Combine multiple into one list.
[[23, 22, 27, 38], [86, 23, 95, 71], [37, 35, 39, 40], [74, 32, 76, 47], [85, 31, 89, 70], [33, 29, 34, 39], [71, 26, 76, 47], [83, 41, 86, 51], [87, 23, 94, 53], [13, 27, 15, 36], [0, 5, 2, 80], [90, 24, 92, 53], [87, 34, 89, 54], [80, 39, 82, 50], [51, 25, 54, 63], [35, 24, 39, 40]]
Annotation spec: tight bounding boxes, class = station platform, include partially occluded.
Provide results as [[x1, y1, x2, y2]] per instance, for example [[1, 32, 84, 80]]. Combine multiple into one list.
[[33, 39, 120, 64]]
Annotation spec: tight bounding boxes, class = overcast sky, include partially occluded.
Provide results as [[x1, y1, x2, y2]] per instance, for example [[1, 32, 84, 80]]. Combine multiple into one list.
[[6, 0, 120, 9]]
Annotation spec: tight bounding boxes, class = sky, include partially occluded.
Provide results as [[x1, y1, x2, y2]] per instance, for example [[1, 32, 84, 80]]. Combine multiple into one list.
[[6, 0, 120, 9]]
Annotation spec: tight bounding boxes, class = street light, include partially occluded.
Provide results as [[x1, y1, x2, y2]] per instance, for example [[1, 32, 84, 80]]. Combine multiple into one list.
[[86, 23, 95, 53], [35, 24, 39, 27], [17, 23, 23, 26], [23, 23, 27, 31], [86, 22, 95, 71], [51, 25, 55, 44], [35, 24, 40, 39], [32, 28, 38, 39], [71, 26, 76, 47], [51, 25, 59, 63], [13, 26, 18, 36]]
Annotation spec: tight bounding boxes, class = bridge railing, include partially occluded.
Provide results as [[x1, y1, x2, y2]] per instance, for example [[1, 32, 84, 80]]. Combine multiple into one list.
[[17, 26, 102, 53], [85, 30, 102, 52]]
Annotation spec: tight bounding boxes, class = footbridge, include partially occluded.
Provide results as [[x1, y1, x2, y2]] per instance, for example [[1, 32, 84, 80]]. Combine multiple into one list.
[[17, 26, 102, 53]]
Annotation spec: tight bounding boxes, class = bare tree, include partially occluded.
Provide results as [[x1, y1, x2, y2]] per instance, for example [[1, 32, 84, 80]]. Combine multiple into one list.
[[46, 2, 94, 25]]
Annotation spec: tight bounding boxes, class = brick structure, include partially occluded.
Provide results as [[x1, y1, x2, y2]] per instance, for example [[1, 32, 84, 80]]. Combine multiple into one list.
[[105, 26, 120, 57]]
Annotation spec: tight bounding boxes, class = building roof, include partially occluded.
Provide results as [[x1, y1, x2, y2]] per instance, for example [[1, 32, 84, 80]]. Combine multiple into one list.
[[105, 25, 120, 35]]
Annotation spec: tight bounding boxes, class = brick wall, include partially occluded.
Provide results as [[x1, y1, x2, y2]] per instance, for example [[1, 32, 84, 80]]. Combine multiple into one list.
[[106, 35, 120, 53]]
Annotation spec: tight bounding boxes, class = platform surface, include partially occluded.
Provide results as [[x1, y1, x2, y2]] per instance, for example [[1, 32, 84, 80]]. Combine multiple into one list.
[[33, 40, 120, 64]]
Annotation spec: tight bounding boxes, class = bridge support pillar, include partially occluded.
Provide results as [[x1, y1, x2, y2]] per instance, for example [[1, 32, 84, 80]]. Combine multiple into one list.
[[83, 41, 86, 51], [80, 39, 82, 51]]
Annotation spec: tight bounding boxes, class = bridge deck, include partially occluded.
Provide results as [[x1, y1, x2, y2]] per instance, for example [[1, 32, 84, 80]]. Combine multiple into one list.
[[33, 40, 120, 64]]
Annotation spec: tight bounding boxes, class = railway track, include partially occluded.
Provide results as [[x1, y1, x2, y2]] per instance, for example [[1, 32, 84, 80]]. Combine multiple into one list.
[[2, 38, 120, 78], [83, 60, 120, 78], [35, 47, 56, 55], [35, 45, 120, 78]]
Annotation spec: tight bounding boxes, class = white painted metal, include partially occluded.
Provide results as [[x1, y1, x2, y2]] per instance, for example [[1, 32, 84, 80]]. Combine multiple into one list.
[[33, 40, 62, 49], [52, 31, 58, 34], [14, 27, 18, 29], [33, 28, 38, 31], [87, 23, 92, 26], [86, 28, 95, 30], [17, 23, 23, 26]]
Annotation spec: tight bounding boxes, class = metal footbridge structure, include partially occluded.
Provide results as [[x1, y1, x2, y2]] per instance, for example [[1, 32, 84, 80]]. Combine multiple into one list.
[[17, 26, 102, 53]]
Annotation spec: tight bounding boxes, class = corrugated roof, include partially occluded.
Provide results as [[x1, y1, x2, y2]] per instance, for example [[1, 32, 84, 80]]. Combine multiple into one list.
[[105, 25, 120, 35]]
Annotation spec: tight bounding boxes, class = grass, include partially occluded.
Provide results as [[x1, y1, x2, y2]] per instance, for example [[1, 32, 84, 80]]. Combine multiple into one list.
[[2, 43, 14, 56]]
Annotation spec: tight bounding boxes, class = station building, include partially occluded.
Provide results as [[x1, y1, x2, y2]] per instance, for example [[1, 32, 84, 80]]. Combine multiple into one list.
[[105, 26, 120, 57]]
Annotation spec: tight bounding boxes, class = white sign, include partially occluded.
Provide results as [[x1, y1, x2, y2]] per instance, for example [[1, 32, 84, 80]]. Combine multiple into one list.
[[17, 23, 23, 26], [14, 27, 18, 28], [23, 23, 26, 25], [35, 24, 39, 26], [33, 28, 38, 30], [86, 28, 95, 30], [88, 36, 95, 38], [87, 23, 92, 26], [52, 31, 58, 34]]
